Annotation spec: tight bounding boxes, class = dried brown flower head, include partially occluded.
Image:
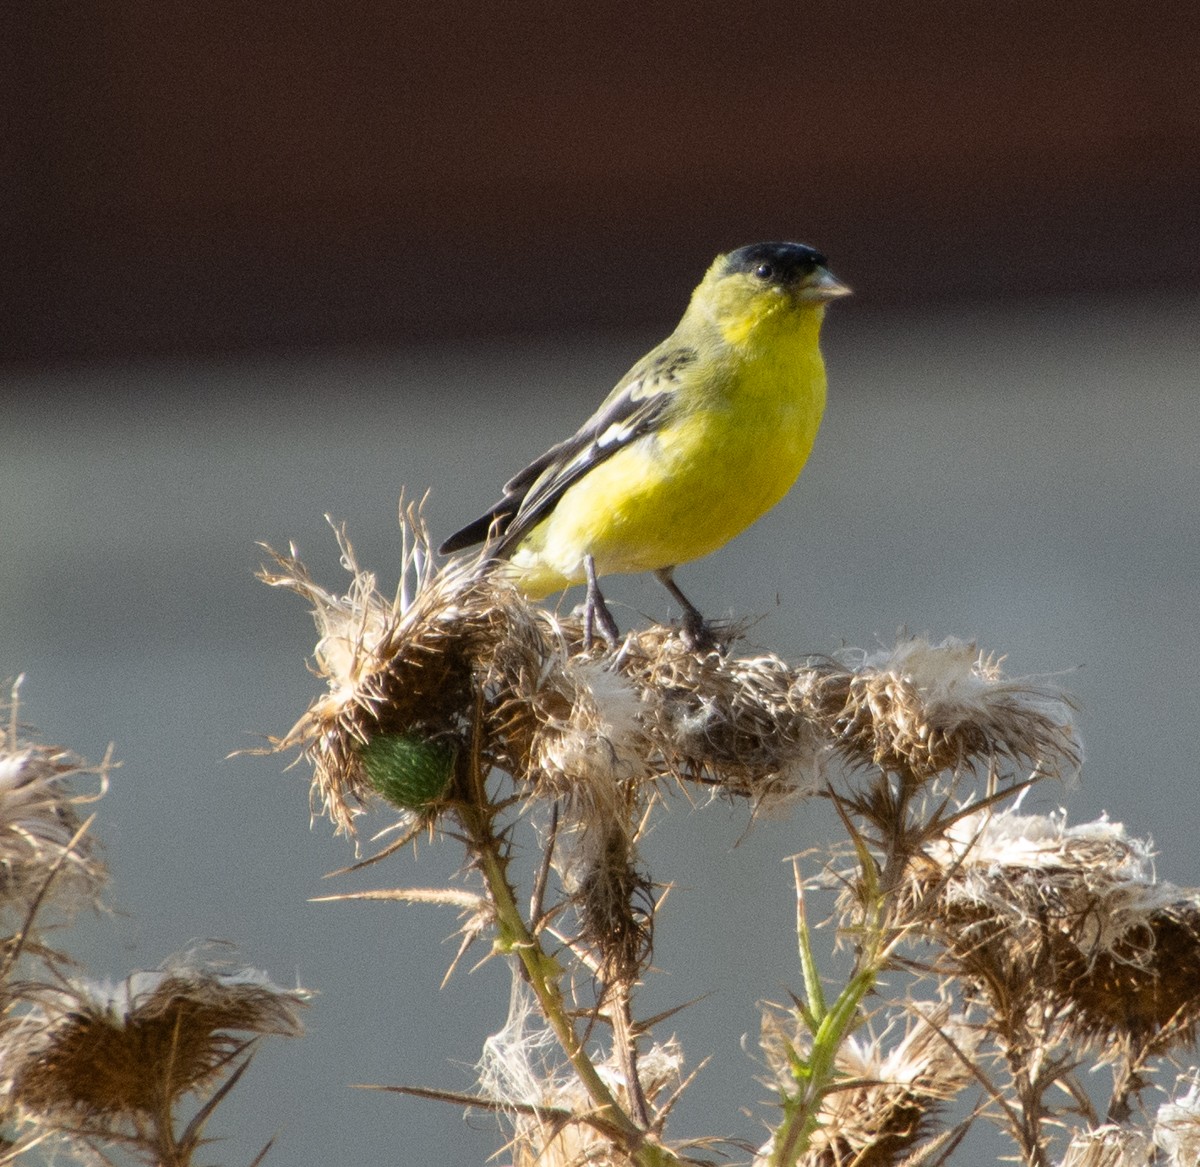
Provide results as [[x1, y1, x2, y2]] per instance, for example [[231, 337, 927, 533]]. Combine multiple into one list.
[[616, 627, 824, 811], [260, 513, 502, 833], [801, 637, 1081, 784], [0, 680, 108, 922], [917, 809, 1200, 1051], [2, 952, 307, 1129]]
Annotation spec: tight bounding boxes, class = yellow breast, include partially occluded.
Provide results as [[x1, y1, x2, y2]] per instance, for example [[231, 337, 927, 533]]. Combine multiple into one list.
[[510, 309, 828, 598]]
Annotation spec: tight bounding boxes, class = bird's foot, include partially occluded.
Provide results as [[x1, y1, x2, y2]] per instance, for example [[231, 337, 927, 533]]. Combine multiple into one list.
[[583, 594, 621, 649], [679, 608, 720, 654], [654, 569, 722, 653], [583, 555, 621, 649]]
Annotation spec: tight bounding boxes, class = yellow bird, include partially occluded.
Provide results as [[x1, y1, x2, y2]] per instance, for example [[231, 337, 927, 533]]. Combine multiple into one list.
[[440, 241, 849, 647]]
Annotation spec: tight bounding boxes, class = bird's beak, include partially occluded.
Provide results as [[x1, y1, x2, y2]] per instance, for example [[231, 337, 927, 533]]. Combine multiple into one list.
[[800, 267, 852, 303]]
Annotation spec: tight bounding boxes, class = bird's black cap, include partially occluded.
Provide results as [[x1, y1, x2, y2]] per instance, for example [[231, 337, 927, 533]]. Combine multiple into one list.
[[720, 241, 828, 283]]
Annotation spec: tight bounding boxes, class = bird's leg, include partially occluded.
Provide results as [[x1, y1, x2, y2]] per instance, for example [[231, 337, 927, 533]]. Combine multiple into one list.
[[583, 554, 621, 648], [654, 568, 715, 652]]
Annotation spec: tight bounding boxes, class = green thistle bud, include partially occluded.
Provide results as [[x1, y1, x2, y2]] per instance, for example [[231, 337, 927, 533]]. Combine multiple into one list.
[[359, 733, 456, 810]]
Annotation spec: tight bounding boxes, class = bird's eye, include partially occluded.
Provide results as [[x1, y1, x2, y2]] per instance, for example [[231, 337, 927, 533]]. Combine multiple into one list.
[[753, 262, 774, 280]]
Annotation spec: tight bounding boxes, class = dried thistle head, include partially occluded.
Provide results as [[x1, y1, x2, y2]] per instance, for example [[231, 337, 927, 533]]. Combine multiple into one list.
[[616, 627, 824, 811], [264, 507, 653, 833], [2, 950, 307, 1132], [0, 680, 108, 923], [916, 809, 1200, 1052], [261, 509, 527, 833], [758, 1003, 978, 1167], [524, 654, 647, 799], [800, 637, 1081, 785], [564, 825, 655, 982]]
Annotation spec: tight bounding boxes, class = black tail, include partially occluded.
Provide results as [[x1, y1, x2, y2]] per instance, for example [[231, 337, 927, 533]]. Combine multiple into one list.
[[438, 505, 515, 555]]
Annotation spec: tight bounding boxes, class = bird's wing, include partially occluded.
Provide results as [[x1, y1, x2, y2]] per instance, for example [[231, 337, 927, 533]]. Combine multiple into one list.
[[439, 343, 697, 556]]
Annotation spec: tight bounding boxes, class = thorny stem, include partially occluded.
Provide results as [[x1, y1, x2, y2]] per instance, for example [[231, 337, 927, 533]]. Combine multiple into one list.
[[456, 710, 677, 1166], [611, 980, 653, 1128], [766, 856, 886, 1167], [857, 768, 921, 904], [151, 1093, 184, 1167], [1108, 1045, 1151, 1124], [767, 770, 935, 1167], [870, 769, 1059, 1167], [996, 1015, 1056, 1167]]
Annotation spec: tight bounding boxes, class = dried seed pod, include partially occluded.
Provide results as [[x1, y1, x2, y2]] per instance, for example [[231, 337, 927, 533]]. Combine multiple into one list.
[[801, 637, 1081, 784], [0, 683, 108, 922], [916, 810, 1200, 1052], [617, 626, 824, 809], [2, 953, 306, 1129]]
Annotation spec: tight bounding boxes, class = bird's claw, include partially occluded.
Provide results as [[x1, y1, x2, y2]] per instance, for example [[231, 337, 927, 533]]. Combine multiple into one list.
[[679, 609, 720, 654], [583, 596, 621, 650], [583, 554, 621, 649]]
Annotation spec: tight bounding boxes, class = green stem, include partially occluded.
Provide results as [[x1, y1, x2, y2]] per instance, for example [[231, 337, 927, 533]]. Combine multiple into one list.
[[767, 962, 878, 1167], [455, 771, 677, 1166], [767, 828, 892, 1167]]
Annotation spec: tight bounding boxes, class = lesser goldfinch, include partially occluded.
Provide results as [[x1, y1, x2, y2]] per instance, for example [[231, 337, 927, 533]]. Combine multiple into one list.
[[440, 241, 849, 647]]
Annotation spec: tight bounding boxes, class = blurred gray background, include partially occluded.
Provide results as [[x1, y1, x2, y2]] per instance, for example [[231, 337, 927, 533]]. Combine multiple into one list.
[[5, 2, 1200, 1163]]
